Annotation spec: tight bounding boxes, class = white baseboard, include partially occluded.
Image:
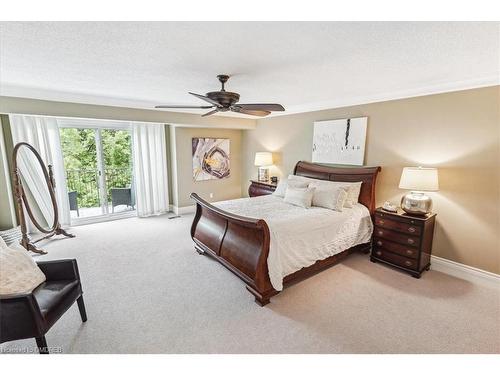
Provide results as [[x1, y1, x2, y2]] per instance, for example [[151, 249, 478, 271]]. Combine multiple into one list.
[[173, 205, 196, 215], [431, 255, 500, 289]]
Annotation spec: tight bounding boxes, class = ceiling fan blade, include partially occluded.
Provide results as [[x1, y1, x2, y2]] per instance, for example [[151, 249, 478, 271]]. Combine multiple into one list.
[[155, 105, 214, 109], [201, 109, 220, 117], [189, 92, 222, 107], [235, 103, 285, 112], [231, 107, 271, 117]]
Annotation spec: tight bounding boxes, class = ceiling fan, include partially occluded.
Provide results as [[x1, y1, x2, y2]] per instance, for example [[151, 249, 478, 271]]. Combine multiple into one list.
[[155, 75, 285, 117]]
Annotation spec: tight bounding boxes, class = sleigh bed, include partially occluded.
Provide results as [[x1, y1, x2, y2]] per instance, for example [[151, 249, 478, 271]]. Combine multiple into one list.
[[190, 161, 381, 306]]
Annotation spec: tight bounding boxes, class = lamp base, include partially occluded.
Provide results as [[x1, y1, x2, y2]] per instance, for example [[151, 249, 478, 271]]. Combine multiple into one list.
[[258, 167, 269, 182], [401, 191, 432, 216]]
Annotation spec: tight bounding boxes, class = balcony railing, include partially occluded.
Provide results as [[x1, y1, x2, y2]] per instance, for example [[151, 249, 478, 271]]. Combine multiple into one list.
[[66, 167, 133, 208]]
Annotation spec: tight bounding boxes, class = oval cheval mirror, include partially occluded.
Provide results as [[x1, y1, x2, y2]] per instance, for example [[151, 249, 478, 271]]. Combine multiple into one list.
[[12, 142, 74, 254]]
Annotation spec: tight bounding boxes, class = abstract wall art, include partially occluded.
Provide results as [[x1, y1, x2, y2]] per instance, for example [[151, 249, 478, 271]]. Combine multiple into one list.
[[192, 138, 230, 181], [312, 117, 368, 165]]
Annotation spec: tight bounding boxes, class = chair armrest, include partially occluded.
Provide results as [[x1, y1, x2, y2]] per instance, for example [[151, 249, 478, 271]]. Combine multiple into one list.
[[0, 292, 32, 301], [36, 259, 81, 281], [0, 294, 45, 342]]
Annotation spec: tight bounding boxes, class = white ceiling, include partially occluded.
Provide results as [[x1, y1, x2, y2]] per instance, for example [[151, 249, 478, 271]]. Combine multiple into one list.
[[0, 22, 498, 117]]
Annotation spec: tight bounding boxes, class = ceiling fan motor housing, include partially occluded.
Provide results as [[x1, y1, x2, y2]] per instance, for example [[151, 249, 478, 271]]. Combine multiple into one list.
[[206, 91, 240, 108]]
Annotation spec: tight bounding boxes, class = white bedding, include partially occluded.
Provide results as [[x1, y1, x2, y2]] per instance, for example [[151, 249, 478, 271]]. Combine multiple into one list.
[[214, 195, 373, 291]]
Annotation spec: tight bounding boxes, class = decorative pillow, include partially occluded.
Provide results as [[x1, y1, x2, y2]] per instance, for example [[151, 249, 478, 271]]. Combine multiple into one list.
[[273, 175, 310, 197], [309, 181, 348, 211], [286, 175, 360, 208], [331, 181, 362, 208], [283, 175, 363, 207], [283, 186, 316, 208], [272, 179, 288, 197], [0, 237, 46, 297]]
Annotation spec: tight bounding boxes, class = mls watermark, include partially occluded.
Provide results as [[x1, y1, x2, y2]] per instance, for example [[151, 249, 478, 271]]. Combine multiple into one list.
[[1, 345, 63, 354]]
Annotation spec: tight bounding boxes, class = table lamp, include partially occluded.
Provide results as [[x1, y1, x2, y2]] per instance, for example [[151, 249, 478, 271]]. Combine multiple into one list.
[[399, 166, 439, 216], [254, 152, 273, 182]]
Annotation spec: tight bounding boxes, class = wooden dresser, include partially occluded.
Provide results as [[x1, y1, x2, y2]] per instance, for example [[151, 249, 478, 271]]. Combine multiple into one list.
[[248, 180, 277, 197], [371, 207, 436, 278]]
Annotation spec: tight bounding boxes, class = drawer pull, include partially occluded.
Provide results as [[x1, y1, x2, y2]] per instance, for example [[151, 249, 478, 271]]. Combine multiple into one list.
[[376, 251, 382, 256], [379, 220, 385, 225], [406, 249, 413, 256], [378, 230, 383, 236], [404, 260, 413, 266], [410, 220, 415, 224], [408, 227, 416, 233], [407, 238, 415, 245], [376, 240, 383, 246]]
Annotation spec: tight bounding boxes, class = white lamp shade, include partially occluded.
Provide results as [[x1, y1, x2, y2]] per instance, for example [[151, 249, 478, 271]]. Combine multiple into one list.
[[399, 167, 439, 191], [254, 152, 273, 167]]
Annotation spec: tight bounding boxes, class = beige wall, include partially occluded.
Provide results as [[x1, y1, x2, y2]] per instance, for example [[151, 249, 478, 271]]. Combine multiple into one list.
[[171, 127, 242, 208], [242, 86, 500, 274], [0, 116, 17, 229]]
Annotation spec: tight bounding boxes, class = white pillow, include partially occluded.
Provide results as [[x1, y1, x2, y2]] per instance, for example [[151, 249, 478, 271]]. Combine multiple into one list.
[[287, 174, 316, 183], [283, 186, 316, 208], [273, 175, 310, 197], [272, 179, 287, 197], [281, 175, 362, 208], [286, 175, 358, 208], [309, 181, 348, 211], [329, 181, 362, 208], [0, 237, 46, 297]]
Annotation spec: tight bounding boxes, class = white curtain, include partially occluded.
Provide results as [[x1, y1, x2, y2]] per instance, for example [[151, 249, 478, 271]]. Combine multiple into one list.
[[131, 122, 169, 217], [9, 115, 71, 228]]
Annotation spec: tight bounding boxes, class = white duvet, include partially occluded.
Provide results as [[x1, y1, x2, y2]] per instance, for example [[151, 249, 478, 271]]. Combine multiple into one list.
[[214, 195, 373, 291]]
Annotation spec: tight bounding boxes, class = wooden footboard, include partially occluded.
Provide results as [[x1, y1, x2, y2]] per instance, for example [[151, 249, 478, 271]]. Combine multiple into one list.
[[190, 193, 276, 305]]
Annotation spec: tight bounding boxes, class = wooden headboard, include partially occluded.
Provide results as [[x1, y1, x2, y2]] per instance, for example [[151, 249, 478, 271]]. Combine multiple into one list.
[[293, 161, 381, 214]]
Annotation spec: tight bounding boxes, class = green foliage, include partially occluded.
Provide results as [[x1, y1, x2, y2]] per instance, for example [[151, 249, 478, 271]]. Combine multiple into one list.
[[60, 128, 133, 208], [60, 128, 97, 170], [101, 129, 132, 169]]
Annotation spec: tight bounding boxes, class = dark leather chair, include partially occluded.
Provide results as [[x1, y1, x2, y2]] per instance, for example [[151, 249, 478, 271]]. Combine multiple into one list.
[[0, 259, 87, 354]]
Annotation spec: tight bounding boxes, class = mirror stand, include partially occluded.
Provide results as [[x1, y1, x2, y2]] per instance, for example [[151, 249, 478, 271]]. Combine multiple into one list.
[[12, 142, 75, 254]]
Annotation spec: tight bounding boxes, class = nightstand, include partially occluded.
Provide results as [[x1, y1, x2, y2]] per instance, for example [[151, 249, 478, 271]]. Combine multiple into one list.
[[248, 180, 277, 197], [370, 207, 436, 278]]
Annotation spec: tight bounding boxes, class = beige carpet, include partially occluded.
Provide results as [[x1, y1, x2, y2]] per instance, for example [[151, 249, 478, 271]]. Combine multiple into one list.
[[1, 214, 499, 354]]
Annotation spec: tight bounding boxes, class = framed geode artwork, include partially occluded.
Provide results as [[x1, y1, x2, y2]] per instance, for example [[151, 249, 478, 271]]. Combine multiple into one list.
[[192, 138, 230, 181], [312, 117, 368, 166]]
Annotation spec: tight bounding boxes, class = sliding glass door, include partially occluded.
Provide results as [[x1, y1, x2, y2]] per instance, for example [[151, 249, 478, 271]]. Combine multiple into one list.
[[59, 121, 134, 223], [60, 128, 101, 218], [101, 129, 134, 214]]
